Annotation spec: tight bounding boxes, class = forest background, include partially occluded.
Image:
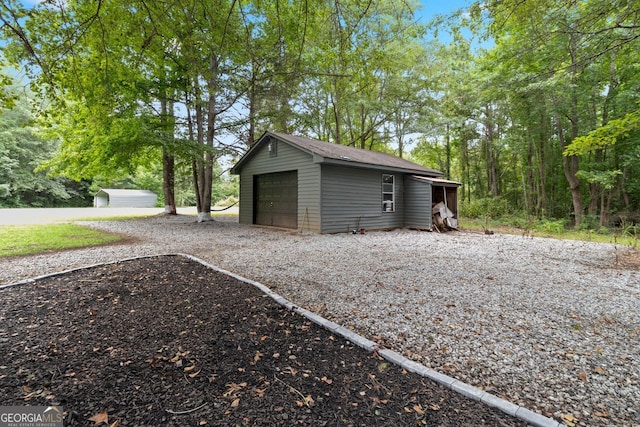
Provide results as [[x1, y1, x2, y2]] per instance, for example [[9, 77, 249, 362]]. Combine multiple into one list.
[[1, 0, 639, 228]]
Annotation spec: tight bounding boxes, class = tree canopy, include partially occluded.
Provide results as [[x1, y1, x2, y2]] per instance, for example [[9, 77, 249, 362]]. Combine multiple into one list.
[[1, 0, 639, 226]]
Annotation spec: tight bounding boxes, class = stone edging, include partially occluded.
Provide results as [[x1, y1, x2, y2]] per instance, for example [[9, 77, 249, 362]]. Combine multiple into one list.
[[1, 253, 562, 427]]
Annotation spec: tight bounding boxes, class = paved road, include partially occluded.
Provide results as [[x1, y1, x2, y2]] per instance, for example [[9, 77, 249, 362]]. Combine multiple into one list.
[[0, 206, 238, 225]]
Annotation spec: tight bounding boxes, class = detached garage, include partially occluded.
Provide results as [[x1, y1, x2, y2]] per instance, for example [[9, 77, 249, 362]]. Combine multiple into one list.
[[94, 189, 158, 208], [231, 131, 460, 233]]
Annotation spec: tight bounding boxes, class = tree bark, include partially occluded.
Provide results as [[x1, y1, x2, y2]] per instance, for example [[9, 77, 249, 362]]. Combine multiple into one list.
[[525, 137, 534, 215], [556, 112, 583, 226], [588, 149, 603, 216], [247, 61, 257, 147], [445, 124, 451, 179], [536, 104, 548, 215], [555, 15, 585, 227], [160, 98, 176, 215], [195, 54, 219, 223], [483, 105, 499, 197], [162, 149, 176, 214]]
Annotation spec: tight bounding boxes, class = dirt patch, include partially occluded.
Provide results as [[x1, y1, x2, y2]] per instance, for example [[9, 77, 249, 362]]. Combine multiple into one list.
[[0, 256, 529, 426], [618, 247, 640, 269]]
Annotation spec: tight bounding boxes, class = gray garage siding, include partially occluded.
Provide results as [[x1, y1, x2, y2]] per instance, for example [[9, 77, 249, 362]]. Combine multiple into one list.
[[238, 139, 321, 231], [320, 164, 404, 233], [404, 176, 432, 229]]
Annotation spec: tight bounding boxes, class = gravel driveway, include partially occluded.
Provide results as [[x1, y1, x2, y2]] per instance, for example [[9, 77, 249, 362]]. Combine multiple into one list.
[[2, 214, 639, 426]]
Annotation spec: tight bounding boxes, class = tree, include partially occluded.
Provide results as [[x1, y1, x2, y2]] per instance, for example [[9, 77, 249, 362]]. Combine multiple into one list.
[[468, 0, 640, 225], [0, 92, 90, 207]]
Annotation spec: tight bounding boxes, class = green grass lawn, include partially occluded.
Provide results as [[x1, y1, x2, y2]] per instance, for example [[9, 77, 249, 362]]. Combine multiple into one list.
[[0, 224, 123, 258], [459, 216, 639, 247]]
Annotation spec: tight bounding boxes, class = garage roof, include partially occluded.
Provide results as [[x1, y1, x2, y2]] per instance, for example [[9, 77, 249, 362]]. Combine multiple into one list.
[[410, 176, 462, 187], [94, 189, 157, 198], [231, 131, 443, 177]]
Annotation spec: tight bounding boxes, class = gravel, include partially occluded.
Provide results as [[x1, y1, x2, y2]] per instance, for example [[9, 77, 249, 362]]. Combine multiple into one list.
[[2, 214, 639, 426]]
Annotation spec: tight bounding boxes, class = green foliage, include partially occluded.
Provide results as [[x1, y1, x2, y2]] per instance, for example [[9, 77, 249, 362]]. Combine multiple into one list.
[[2, 0, 640, 225], [0, 224, 122, 258], [459, 197, 514, 219], [575, 170, 622, 189], [619, 224, 638, 240], [411, 137, 451, 176], [564, 110, 640, 156], [461, 214, 638, 246], [574, 214, 601, 232], [0, 70, 17, 110], [0, 93, 92, 207], [38, 105, 168, 181], [533, 218, 566, 234]]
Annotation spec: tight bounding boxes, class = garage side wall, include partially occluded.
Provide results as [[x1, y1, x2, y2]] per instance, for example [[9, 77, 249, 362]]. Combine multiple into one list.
[[320, 164, 404, 233], [404, 176, 432, 229], [238, 141, 321, 231], [108, 195, 157, 208]]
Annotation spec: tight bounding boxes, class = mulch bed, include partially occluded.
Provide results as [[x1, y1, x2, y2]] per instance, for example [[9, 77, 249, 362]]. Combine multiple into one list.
[[0, 255, 529, 426]]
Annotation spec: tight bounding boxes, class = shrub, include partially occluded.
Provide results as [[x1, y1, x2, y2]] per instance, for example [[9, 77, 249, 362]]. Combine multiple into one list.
[[503, 212, 535, 229], [575, 214, 600, 232], [619, 224, 638, 238], [533, 218, 567, 233], [459, 197, 512, 219]]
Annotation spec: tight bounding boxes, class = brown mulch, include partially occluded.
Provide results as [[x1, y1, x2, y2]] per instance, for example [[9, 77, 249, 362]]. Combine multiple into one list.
[[0, 255, 530, 426]]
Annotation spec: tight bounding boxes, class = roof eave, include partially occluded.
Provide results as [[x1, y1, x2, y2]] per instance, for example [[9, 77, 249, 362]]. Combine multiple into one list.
[[409, 175, 461, 186], [318, 157, 443, 176]]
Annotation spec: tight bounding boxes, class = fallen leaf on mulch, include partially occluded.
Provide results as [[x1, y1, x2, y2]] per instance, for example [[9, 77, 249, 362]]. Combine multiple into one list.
[[88, 411, 108, 425]]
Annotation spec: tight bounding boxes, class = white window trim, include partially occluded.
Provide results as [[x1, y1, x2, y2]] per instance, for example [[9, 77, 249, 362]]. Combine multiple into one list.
[[382, 174, 395, 213]]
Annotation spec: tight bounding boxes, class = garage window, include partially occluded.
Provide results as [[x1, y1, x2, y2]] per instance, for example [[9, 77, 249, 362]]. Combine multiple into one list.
[[268, 140, 277, 157], [382, 174, 395, 212]]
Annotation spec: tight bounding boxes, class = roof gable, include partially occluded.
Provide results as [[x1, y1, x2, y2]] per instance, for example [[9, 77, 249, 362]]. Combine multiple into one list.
[[232, 131, 443, 176]]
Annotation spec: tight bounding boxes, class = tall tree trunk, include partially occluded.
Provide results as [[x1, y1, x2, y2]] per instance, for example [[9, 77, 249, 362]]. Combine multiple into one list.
[[160, 97, 176, 215], [566, 25, 584, 226], [395, 112, 406, 159], [588, 149, 603, 216], [620, 167, 630, 209], [186, 103, 202, 214], [458, 130, 471, 202], [556, 113, 583, 226], [445, 124, 451, 179], [484, 105, 499, 197], [247, 61, 257, 147], [359, 103, 366, 149], [331, 77, 341, 145], [192, 79, 206, 217], [195, 54, 219, 223], [162, 150, 176, 214], [594, 51, 618, 222], [525, 137, 534, 215], [536, 106, 548, 215], [599, 186, 613, 227]]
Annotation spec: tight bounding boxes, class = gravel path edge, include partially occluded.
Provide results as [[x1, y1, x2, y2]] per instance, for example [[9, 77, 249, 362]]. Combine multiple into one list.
[[3, 251, 562, 427]]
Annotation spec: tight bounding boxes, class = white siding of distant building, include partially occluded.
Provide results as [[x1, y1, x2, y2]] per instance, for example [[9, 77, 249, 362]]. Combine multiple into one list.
[[94, 189, 157, 208]]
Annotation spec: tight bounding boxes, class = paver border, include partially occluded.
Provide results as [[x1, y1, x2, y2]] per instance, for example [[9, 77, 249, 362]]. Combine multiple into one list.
[[1, 253, 562, 427]]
